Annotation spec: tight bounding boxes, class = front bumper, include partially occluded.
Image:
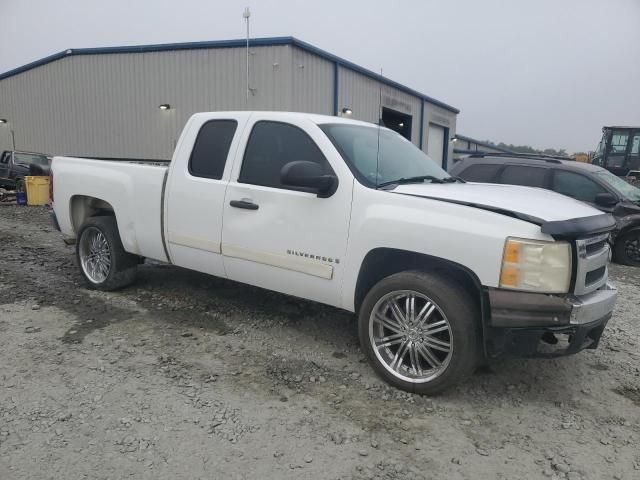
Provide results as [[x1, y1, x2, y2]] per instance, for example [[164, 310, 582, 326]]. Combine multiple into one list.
[[486, 283, 617, 358]]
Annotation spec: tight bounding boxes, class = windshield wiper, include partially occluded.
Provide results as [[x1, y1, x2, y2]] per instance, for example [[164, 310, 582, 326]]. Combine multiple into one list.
[[378, 175, 448, 188], [441, 176, 466, 183]]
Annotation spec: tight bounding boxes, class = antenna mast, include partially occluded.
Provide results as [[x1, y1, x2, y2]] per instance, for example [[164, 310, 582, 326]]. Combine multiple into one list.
[[243, 7, 251, 105]]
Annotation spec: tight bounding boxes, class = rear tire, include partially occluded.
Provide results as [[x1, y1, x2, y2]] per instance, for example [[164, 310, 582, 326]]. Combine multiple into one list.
[[613, 231, 640, 267], [76, 216, 137, 290], [358, 270, 480, 395]]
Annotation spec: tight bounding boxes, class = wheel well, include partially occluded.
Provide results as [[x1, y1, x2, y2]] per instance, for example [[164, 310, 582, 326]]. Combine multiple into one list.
[[70, 195, 115, 234], [616, 225, 640, 240], [354, 248, 487, 317]]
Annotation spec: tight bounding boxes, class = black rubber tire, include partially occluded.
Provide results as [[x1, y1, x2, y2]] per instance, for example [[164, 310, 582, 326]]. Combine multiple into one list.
[[76, 216, 138, 290], [613, 231, 640, 267], [358, 270, 481, 395]]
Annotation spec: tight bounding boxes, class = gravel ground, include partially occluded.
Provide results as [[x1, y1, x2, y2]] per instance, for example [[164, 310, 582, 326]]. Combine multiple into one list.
[[0, 205, 639, 480]]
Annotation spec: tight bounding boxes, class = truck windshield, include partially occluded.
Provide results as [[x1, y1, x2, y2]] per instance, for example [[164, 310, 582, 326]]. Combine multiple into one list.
[[594, 170, 640, 202], [14, 153, 49, 166], [319, 123, 449, 187]]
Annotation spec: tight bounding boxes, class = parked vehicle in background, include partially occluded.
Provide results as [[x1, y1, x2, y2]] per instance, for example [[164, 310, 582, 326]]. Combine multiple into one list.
[[450, 153, 640, 266], [51, 112, 617, 394], [592, 126, 640, 177], [0, 150, 51, 188]]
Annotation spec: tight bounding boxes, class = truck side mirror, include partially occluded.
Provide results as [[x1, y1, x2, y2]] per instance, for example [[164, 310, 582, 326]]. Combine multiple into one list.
[[280, 161, 338, 198], [595, 192, 618, 208]]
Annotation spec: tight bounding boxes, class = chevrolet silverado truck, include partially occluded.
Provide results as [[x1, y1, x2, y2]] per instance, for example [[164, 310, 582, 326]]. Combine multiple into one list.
[[51, 112, 618, 394]]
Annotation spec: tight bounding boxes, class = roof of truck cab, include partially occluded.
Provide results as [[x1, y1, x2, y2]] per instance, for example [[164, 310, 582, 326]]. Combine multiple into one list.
[[194, 111, 386, 129]]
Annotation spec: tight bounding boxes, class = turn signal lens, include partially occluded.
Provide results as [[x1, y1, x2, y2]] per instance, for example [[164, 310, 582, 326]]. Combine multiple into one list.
[[500, 266, 519, 288], [500, 238, 571, 293], [504, 241, 520, 264]]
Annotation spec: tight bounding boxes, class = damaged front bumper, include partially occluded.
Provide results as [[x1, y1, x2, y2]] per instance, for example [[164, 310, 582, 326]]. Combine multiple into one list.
[[485, 283, 617, 358]]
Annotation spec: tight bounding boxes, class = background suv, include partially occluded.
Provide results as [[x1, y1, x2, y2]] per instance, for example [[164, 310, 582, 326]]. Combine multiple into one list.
[[450, 153, 640, 266]]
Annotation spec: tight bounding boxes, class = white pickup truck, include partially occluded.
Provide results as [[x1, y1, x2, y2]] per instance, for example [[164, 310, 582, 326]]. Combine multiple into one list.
[[51, 111, 618, 394]]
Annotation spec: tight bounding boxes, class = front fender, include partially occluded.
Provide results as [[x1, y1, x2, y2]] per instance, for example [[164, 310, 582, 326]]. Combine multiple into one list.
[[611, 209, 640, 242], [340, 184, 551, 311]]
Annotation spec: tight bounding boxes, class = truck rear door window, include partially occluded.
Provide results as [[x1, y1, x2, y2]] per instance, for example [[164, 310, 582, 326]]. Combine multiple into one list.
[[459, 164, 502, 182], [239, 121, 332, 189], [189, 120, 238, 179], [499, 165, 548, 188]]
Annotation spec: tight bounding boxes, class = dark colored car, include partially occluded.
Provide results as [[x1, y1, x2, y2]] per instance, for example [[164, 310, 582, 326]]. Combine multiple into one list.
[[0, 150, 51, 188], [450, 153, 640, 266]]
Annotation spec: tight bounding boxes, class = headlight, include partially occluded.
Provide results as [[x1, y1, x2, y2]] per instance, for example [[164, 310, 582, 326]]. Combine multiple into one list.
[[500, 238, 572, 293]]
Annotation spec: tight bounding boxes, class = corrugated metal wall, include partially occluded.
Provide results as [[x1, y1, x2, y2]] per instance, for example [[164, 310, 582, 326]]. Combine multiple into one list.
[[0, 43, 457, 161], [337, 66, 457, 159], [338, 67, 424, 146], [0, 46, 294, 159], [291, 47, 334, 115]]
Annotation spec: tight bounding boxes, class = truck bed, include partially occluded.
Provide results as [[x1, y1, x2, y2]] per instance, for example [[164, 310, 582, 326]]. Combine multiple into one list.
[[52, 156, 169, 262]]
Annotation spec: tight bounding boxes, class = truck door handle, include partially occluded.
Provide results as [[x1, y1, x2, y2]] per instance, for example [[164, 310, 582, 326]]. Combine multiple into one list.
[[230, 199, 259, 210]]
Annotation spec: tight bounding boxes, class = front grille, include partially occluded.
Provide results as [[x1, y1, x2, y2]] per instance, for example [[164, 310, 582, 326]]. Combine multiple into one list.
[[585, 238, 608, 256], [574, 233, 610, 295], [585, 266, 606, 286]]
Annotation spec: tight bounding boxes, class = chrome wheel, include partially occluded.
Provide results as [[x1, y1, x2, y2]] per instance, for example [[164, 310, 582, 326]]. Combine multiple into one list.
[[79, 227, 111, 284], [369, 290, 453, 384]]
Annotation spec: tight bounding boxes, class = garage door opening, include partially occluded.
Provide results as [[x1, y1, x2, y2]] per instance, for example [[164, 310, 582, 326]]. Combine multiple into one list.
[[427, 123, 449, 169], [381, 107, 412, 141]]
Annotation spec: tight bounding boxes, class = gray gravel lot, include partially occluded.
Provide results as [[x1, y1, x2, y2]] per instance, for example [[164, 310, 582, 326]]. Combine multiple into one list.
[[1, 205, 639, 480]]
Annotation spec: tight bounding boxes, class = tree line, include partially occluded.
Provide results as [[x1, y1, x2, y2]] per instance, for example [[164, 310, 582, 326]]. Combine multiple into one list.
[[484, 140, 568, 157]]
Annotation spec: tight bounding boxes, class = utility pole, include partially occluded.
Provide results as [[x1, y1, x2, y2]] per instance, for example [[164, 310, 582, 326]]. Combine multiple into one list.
[[243, 7, 251, 106]]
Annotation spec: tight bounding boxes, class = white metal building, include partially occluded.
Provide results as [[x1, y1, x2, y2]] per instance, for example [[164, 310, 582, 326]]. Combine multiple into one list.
[[0, 37, 459, 167]]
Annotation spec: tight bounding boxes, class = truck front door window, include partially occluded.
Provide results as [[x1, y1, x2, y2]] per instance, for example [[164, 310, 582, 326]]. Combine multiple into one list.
[[189, 120, 237, 179], [239, 121, 333, 190]]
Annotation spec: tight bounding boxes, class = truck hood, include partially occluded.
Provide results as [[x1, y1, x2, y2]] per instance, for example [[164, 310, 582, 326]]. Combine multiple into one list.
[[391, 182, 614, 237]]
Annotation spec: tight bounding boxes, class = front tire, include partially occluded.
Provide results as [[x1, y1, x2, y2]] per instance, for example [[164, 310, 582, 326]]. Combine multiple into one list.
[[613, 231, 640, 267], [76, 216, 137, 290], [358, 271, 480, 395]]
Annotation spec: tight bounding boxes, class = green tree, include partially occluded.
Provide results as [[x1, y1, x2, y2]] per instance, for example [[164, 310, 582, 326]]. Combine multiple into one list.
[[482, 140, 568, 157]]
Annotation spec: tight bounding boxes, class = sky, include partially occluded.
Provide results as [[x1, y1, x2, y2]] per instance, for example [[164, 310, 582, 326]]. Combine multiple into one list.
[[1, 0, 639, 153]]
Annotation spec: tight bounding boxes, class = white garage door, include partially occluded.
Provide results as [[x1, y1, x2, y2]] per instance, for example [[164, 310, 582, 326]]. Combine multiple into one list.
[[427, 124, 445, 168]]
